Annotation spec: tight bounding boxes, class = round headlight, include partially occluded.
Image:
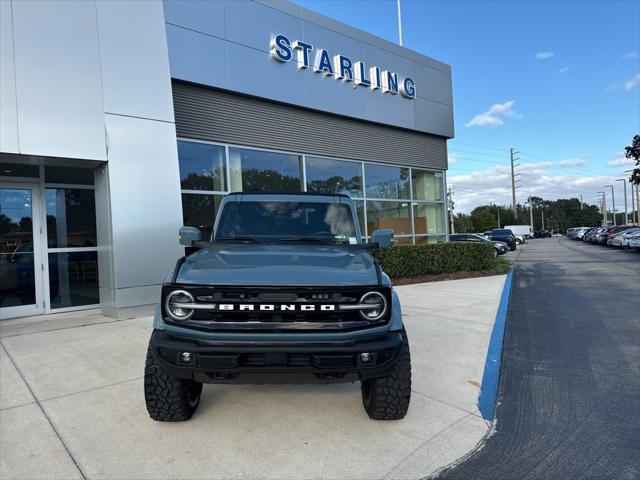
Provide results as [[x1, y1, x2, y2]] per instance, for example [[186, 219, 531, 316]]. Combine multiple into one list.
[[165, 290, 195, 321], [358, 291, 387, 321]]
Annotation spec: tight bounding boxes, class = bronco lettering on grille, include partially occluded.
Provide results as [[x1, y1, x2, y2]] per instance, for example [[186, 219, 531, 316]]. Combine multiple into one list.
[[218, 304, 336, 311]]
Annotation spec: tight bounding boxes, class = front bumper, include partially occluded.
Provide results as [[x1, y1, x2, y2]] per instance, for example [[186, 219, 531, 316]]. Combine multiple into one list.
[[149, 329, 403, 384]]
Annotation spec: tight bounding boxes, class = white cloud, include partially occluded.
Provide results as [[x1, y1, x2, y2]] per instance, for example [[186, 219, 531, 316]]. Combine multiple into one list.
[[448, 153, 458, 164], [624, 73, 640, 91], [447, 158, 619, 213], [557, 65, 574, 75], [603, 83, 617, 94], [623, 51, 639, 59], [607, 152, 634, 167], [466, 100, 519, 128], [535, 51, 555, 60]]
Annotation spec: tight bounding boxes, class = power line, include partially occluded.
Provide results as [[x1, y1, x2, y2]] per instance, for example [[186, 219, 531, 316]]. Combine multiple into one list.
[[448, 148, 509, 159]]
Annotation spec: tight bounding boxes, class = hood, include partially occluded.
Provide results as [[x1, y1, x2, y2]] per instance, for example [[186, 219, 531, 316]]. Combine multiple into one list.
[[175, 243, 379, 286]]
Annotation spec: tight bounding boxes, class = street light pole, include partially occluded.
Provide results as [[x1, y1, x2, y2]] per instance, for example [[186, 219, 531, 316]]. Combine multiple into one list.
[[605, 185, 616, 226], [396, 0, 403, 46], [616, 179, 628, 224], [631, 180, 637, 225], [528, 195, 534, 231], [636, 183, 640, 225]]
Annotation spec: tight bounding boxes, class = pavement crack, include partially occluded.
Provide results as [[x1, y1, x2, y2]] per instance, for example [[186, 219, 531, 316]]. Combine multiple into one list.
[[0, 340, 88, 480]]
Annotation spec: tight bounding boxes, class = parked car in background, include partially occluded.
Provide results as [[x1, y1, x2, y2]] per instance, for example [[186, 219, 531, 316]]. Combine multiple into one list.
[[591, 227, 607, 244], [629, 235, 640, 252], [608, 228, 640, 248], [603, 225, 637, 245], [582, 228, 598, 242], [534, 229, 551, 238], [575, 227, 590, 240], [622, 230, 640, 249], [487, 229, 517, 251], [449, 233, 508, 255]]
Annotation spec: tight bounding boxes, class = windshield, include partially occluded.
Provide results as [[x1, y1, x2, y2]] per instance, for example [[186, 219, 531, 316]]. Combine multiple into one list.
[[215, 201, 357, 244], [491, 229, 513, 235]]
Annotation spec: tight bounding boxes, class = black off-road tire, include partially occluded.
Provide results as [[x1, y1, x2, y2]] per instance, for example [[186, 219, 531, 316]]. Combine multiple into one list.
[[144, 346, 202, 421], [361, 330, 412, 420]]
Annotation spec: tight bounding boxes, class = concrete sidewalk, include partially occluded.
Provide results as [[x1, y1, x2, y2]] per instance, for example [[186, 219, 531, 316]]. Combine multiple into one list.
[[0, 275, 506, 480]]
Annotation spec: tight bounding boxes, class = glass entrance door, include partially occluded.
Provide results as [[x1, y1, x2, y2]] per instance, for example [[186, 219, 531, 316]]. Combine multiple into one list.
[[0, 184, 44, 319]]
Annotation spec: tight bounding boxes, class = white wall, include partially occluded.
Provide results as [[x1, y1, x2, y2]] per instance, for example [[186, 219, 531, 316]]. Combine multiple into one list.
[[1, 0, 184, 318]]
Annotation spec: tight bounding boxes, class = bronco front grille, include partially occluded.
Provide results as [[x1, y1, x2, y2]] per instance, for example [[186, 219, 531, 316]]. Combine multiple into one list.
[[161, 285, 391, 332]]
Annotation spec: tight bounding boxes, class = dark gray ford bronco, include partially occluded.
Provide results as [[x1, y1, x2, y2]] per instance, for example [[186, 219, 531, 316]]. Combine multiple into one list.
[[144, 193, 411, 421]]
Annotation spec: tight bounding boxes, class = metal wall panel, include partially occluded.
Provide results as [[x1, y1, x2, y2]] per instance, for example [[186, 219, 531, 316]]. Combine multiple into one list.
[[96, 0, 174, 122], [164, 0, 454, 138], [102, 114, 183, 291], [0, 1, 19, 154], [11, 0, 107, 160], [173, 82, 447, 170]]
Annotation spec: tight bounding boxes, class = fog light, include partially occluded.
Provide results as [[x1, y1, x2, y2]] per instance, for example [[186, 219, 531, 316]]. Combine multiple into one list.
[[181, 352, 193, 363], [360, 352, 371, 363]]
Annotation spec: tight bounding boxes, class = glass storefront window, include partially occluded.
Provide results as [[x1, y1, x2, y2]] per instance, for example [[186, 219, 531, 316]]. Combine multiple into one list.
[[182, 193, 224, 240], [305, 157, 363, 198], [46, 189, 97, 248], [413, 203, 446, 235], [48, 251, 99, 308], [228, 147, 303, 193], [366, 200, 411, 236], [178, 141, 226, 191], [415, 235, 446, 244], [412, 170, 444, 201], [45, 166, 94, 185], [365, 164, 410, 200]]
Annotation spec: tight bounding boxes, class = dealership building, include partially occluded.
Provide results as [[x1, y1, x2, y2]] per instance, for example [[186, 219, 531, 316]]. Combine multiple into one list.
[[0, 0, 454, 320]]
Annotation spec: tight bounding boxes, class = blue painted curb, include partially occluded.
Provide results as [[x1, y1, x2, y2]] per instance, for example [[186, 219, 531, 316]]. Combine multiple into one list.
[[478, 267, 514, 421]]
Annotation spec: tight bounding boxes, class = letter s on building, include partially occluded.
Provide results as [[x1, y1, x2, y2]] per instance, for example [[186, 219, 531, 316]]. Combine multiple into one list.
[[401, 77, 416, 99], [271, 34, 292, 63]]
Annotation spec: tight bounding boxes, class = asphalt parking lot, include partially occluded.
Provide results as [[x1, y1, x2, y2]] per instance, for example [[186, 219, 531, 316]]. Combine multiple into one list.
[[436, 237, 640, 479], [1, 275, 506, 480]]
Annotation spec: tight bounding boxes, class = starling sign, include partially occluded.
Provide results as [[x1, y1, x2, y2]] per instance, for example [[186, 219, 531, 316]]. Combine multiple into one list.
[[270, 34, 417, 99]]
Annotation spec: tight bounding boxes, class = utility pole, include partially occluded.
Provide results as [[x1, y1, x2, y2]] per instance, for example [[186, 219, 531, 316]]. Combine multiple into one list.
[[528, 195, 534, 231], [447, 185, 455, 234], [510, 148, 520, 215], [497, 207, 501, 229], [396, 0, 403, 46], [541, 209, 544, 230], [579, 194, 583, 210], [616, 179, 628, 224], [598, 191, 607, 226], [605, 184, 616, 226]]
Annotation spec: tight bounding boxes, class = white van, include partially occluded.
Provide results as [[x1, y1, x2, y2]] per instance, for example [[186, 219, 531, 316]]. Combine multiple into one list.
[[505, 225, 533, 242]]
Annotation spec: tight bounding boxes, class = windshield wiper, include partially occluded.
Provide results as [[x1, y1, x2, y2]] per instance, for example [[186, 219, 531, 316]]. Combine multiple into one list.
[[278, 236, 336, 245], [216, 236, 264, 243]]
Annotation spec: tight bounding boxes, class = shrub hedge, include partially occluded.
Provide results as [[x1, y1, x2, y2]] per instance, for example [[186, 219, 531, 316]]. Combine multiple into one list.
[[372, 242, 496, 279]]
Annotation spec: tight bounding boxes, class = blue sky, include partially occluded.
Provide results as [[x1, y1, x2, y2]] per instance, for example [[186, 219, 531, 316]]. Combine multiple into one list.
[[294, 0, 640, 212]]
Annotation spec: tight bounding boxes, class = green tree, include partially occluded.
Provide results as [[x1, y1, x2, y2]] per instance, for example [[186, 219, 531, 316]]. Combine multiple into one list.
[[453, 213, 474, 233], [470, 207, 497, 232], [626, 134, 640, 184]]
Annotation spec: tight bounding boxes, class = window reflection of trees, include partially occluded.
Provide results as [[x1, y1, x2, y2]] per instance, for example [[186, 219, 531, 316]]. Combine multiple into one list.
[[307, 176, 361, 196], [239, 168, 302, 192]]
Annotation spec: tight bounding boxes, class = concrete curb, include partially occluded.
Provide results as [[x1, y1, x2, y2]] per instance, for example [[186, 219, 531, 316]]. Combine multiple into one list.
[[477, 268, 514, 421]]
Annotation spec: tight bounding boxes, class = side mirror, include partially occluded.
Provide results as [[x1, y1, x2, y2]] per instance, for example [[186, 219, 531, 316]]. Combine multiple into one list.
[[179, 226, 202, 247], [371, 228, 394, 248]]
